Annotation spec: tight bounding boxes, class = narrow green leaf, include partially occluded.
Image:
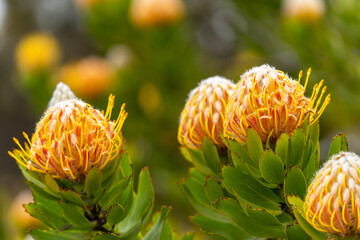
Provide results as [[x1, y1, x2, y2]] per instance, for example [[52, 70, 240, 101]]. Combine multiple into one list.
[[90, 233, 121, 240], [276, 133, 289, 165], [190, 214, 251, 240], [31, 229, 90, 240], [116, 167, 154, 233], [202, 137, 221, 175], [213, 198, 285, 238], [181, 232, 195, 240], [142, 206, 171, 240], [44, 174, 60, 194], [245, 205, 282, 226], [288, 128, 305, 168], [259, 150, 285, 184], [221, 166, 282, 212], [204, 176, 224, 202], [107, 204, 126, 226], [58, 201, 94, 230], [284, 167, 307, 200], [60, 190, 86, 207], [327, 133, 349, 159], [246, 128, 264, 165], [85, 167, 102, 197], [286, 224, 311, 240], [179, 146, 192, 163]]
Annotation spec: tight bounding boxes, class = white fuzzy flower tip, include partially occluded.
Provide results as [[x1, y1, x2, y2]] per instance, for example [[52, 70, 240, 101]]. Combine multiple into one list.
[[48, 82, 76, 108], [178, 76, 235, 150], [304, 151, 360, 235]]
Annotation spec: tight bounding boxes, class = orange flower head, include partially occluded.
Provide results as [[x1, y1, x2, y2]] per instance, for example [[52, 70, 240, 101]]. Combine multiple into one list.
[[304, 151, 360, 235], [129, 0, 185, 27], [224, 64, 330, 143], [178, 76, 235, 149], [9, 83, 127, 180], [282, 0, 325, 23], [59, 56, 115, 99]]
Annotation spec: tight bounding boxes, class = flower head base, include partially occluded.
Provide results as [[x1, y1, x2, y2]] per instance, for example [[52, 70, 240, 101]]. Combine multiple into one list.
[[224, 64, 330, 143], [304, 152, 360, 235], [9, 83, 127, 180], [16, 33, 60, 73], [178, 76, 235, 150]]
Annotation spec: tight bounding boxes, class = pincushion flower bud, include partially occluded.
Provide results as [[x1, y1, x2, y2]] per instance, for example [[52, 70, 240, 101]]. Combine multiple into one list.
[[282, 0, 325, 23], [224, 64, 330, 143], [304, 152, 360, 235], [129, 0, 185, 27], [16, 33, 60, 73], [59, 56, 115, 99], [178, 76, 235, 150], [9, 83, 127, 180]]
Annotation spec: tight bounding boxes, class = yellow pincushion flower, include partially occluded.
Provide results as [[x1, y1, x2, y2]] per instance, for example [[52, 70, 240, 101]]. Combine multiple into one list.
[[16, 33, 60, 73], [304, 152, 360, 235], [129, 0, 185, 27], [9, 83, 127, 180], [224, 64, 330, 143], [59, 56, 115, 99], [178, 76, 235, 150]]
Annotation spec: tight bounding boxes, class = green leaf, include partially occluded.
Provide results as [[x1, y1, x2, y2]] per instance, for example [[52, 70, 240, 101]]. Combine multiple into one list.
[[116, 167, 154, 233], [90, 233, 121, 240], [99, 175, 132, 209], [60, 190, 86, 207], [204, 176, 224, 202], [287, 195, 305, 215], [288, 128, 305, 168], [327, 133, 349, 160], [58, 201, 94, 230], [221, 166, 282, 213], [308, 121, 319, 143], [246, 128, 263, 165], [189, 149, 212, 175], [301, 140, 313, 170], [44, 174, 60, 194], [245, 205, 282, 226], [190, 214, 251, 240], [259, 150, 285, 184], [302, 144, 320, 184], [181, 232, 195, 240], [178, 174, 228, 221], [25, 203, 65, 230], [228, 140, 261, 177], [284, 167, 307, 200], [286, 224, 311, 240], [213, 198, 285, 238], [85, 167, 102, 197], [179, 146, 192, 163], [202, 137, 221, 175], [31, 229, 90, 240], [107, 204, 126, 226], [142, 206, 171, 240], [276, 133, 289, 165]]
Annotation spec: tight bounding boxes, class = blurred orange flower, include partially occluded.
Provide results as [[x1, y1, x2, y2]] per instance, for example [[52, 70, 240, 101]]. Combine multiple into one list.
[[129, 0, 185, 27], [59, 56, 115, 99]]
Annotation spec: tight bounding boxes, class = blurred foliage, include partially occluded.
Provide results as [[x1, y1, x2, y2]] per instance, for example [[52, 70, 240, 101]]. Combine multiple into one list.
[[6, 0, 360, 238]]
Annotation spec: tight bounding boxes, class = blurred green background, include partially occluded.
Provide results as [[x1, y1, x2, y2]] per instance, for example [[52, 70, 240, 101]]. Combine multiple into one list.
[[2, 0, 360, 238]]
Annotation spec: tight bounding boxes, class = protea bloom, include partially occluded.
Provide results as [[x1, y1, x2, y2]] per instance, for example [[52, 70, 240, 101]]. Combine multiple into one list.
[[9, 83, 127, 180], [304, 151, 360, 235], [224, 64, 330, 143], [178, 76, 235, 150]]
